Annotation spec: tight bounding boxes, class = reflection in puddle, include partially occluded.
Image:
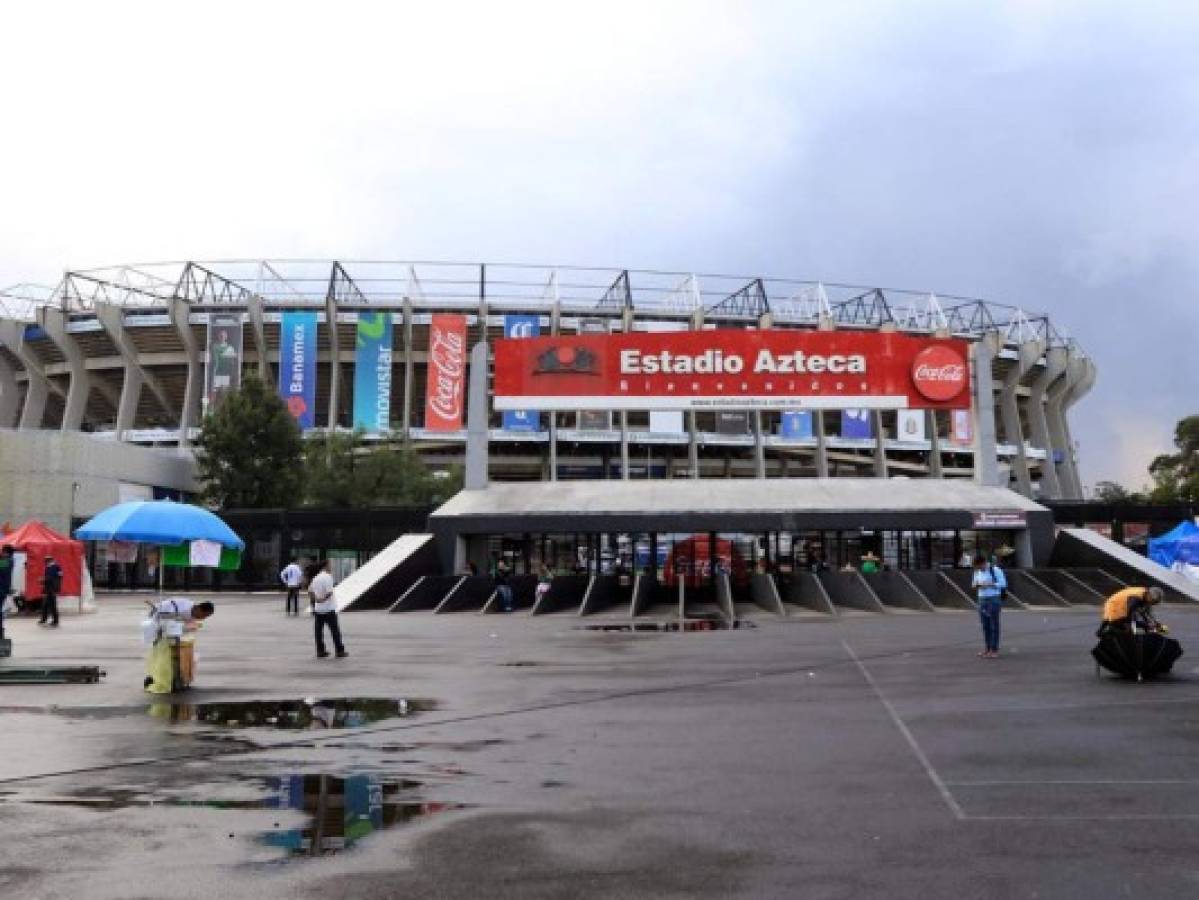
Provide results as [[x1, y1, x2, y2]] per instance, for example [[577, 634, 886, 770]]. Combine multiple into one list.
[[577, 619, 757, 633], [3, 774, 461, 859], [147, 697, 436, 729]]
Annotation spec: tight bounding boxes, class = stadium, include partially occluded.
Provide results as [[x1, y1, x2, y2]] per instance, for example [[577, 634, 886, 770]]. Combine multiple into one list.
[[0, 258, 1093, 495]]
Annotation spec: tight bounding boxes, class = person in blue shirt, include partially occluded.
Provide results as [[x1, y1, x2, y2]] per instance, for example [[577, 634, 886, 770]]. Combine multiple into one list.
[[971, 554, 1007, 658]]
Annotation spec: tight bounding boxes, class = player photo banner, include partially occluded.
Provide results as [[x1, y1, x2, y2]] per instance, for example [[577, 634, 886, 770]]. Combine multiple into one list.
[[493, 328, 970, 411], [278, 311, 317, 429], [205, 314, 243, 414], [424, 313, 467, 431], [353, 312, 393, 433]]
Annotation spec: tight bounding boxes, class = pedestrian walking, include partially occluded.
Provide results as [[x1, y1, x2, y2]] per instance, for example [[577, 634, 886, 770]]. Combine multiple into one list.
[[0, 546, 13, 641], [280, 557, 304, 616], [309, 559, 347, 659], [39, 555, 62, 628], [494, 558, 513, 612], [534, 563, 553, 606], [972, 554, 1007, 658]]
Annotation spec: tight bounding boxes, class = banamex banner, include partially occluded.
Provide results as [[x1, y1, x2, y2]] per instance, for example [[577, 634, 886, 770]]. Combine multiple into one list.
[[353, 312, 393, 432], [425, 313, 467, 431], [493, 329, 970, 411], [278, 311, 317, 429]]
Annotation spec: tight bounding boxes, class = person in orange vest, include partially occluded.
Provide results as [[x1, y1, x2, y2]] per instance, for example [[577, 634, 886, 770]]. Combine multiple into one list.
[[1100, 586, 1165, 636]]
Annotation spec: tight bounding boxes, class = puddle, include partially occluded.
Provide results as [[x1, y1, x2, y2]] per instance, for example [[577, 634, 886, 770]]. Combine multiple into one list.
[[576, 619, 757, 633], [2, 774, 462, 859], [147, 697, 436, 729]]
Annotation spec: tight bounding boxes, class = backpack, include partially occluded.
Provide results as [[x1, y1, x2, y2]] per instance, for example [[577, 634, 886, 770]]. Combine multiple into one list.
[[989, 565, 1007, 602]]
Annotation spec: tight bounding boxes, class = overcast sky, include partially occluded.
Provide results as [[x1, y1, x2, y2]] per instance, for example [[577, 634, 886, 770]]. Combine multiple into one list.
[[1, 1, 1194, 490]]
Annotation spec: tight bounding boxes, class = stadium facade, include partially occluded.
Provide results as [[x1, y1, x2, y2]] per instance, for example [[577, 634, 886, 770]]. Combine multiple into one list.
[[0, 260, 1094, 517]]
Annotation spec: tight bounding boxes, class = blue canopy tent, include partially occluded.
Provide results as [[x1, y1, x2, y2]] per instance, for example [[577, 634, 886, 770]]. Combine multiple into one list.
[[1148, 520, 1199, 569]]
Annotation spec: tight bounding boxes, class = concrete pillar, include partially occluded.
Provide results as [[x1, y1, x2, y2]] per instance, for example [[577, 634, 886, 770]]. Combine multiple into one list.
[[926, 409, 944, 478], [114, 366, 144, 435], [548, 300, 560, 481], [0, 350, 18, 427], [1027, 346, 1066, 499], [325, 290, 341, 430], [872, 410, 888, 477], [247, 293, 271, 382], [1053, 352, 1094, 499], [464, 342, 490, 490], [687, 307, 703, 479], [401, 298, 414, 438], [970, 336, 1002, 487], [814, 410, 830, 477], [19, 377, 48, 430], [39, 307, 96, 431], [96, 301, 175, 437], [1014, 529, 1034, 569], [168, 297, 201, 446], [753, 411, 766, 478], [0, 318, 53, 430], [998, 339, 1044, 496]]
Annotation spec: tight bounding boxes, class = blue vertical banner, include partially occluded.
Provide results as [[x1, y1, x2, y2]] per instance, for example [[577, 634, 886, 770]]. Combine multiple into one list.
[[841, 409, 873, 439], [780, 410, 813, 439], [502, 315, 540, 431], [278, 311, 317, 429], [353, 312, 393, 432]]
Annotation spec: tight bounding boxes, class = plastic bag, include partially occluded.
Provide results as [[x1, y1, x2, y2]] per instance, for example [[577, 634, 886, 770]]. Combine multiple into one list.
[[140, 617, 161, 646]]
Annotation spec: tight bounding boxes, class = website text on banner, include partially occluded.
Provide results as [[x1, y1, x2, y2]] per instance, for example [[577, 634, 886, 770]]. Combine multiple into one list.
[[353, 312, 393, 432], [425, 314, 468, 431], [278, 311, 318, 429], [493, 329, 970, 411]]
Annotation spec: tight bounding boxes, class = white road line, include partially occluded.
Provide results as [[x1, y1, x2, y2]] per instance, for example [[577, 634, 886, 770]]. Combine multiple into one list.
[[842, 639, 965, 821], [948, 779, 1199, 787]]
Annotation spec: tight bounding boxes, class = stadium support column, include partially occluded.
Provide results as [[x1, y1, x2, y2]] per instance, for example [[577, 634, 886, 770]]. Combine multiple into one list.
[[999, 339, 1044, 497], [754, 310, 772, 478], [1027, 346, 1066, 499], [688, 307, 703, 478], [0, 320, 52, 430], [926, 409, 944, 477], [970, 334, 1002, 487], [40, 306, 107, 431], [168, 297, 200, 446], [871, 321, 896, 477], [813, 311, 835, 478], [401, 298, 414, 439], [1052, 352, 1094, 499], [325, 284, 341, 430], [620, 306, 632, 480], [96, 301, 175, 439], [0, 350, 17, 427], [465, 342, 489, 490], [548, 297, 560, 482], [247, 292, 271, 383]]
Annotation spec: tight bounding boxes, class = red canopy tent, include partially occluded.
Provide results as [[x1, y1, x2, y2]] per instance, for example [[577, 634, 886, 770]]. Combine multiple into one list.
[[0, 521, 85, 601]]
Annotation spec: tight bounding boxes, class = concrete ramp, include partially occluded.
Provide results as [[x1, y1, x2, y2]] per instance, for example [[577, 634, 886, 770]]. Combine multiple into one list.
[[337, 533, 439, 612], [481, 575, 537, 614], [1068, 568, 1127, 595], [1052, 528, 1199, 604], [943, 568, 1027, 609], [779, 572, 836, 615], [1026, 569, 1100, 606], [863, 571, 935, 612], [389, 575, 464, 612], [580, 575, 634, 616], [531, 575, 590, 615], [750, 573, 785, 617], [817, 570, 886, 614], [906, 571, 974, 610], [1006, 570, 1071, 607]]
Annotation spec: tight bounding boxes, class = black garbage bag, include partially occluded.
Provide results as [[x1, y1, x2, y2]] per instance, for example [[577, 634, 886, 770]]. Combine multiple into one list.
[[1092, 631, 1183, 680]]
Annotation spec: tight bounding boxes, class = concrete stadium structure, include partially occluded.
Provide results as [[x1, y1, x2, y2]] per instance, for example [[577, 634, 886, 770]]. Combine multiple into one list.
[[0, 260, 1094, 500]]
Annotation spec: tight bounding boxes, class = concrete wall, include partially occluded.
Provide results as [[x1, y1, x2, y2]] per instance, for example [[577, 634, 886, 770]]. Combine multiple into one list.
[[0, 429, 198, 533]]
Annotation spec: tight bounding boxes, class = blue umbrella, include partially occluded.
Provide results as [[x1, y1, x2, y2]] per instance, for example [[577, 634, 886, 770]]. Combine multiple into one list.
[[74, 501, 245, 550]]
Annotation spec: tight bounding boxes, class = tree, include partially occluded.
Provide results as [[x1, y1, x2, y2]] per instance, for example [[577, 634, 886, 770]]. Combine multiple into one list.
[[1147, 415, 1199, 503], [1092, 480, 1144, 504], [303, 431, 463, 508], [195, 375, 305, 508]]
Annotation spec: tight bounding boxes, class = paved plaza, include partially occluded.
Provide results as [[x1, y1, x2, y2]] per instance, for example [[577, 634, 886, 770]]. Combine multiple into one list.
[[2, 594, 1199, 898]]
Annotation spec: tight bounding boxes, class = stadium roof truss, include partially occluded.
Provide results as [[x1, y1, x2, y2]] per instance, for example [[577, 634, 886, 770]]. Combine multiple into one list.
[[0, 260, 1078, 349]]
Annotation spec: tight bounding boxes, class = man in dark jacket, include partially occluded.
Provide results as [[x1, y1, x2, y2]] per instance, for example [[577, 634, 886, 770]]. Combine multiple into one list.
[[39, 555, 62, 627]]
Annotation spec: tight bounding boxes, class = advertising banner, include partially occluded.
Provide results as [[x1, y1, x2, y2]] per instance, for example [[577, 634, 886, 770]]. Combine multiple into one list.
[[780, 410, 814, 439], [353, 312, 393, 433], [950, 409, 973, 445], [502, 315, 540, 431], [717, 411, 750, 435], [841, 409, 873, 439], [577, 318, 611, 430], [278, 311, 318, 429], [649, 410, 685, 434], [204, 314, 243, 413], [494, 328, 970, 411], [424, 313, 468, 431], [896, 409, 927, 442]]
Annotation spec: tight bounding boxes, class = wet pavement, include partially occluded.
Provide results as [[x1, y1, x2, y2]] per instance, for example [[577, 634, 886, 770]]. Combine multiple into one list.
[[2, 594, 1199, 898]]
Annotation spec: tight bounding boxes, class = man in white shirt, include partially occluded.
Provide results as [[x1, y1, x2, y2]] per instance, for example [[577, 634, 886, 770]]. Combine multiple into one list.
[[309, 559, 347, 659], [279, 557, 304, 617]]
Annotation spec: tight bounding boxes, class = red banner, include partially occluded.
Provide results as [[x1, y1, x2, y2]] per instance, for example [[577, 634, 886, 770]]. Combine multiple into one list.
[[424, 314, 468, 430], [493, 328, 970, 411]]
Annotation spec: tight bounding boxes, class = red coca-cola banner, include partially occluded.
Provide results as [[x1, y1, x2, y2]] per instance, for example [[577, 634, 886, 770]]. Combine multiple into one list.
[[424, 314, 468, 430], [493, 328, 970, 411]]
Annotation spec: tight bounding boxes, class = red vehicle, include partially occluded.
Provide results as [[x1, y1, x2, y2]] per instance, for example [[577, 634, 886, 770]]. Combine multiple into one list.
[[662, 535, 749, 588]]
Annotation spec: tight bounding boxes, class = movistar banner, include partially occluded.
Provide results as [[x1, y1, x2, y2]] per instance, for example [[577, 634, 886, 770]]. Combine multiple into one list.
[[780, 410, 813, 439], [278, 311, 317, 429], [353, 312, 393, 433], [502, 315, 540, 431]]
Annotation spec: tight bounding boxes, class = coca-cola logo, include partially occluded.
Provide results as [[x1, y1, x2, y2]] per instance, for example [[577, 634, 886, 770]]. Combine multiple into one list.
[[911, 345, 967, 401], [427, 319, 466, 425]]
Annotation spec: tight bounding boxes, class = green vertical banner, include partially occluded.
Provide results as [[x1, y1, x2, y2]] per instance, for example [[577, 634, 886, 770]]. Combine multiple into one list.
[[353, 312, 393, 432]]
